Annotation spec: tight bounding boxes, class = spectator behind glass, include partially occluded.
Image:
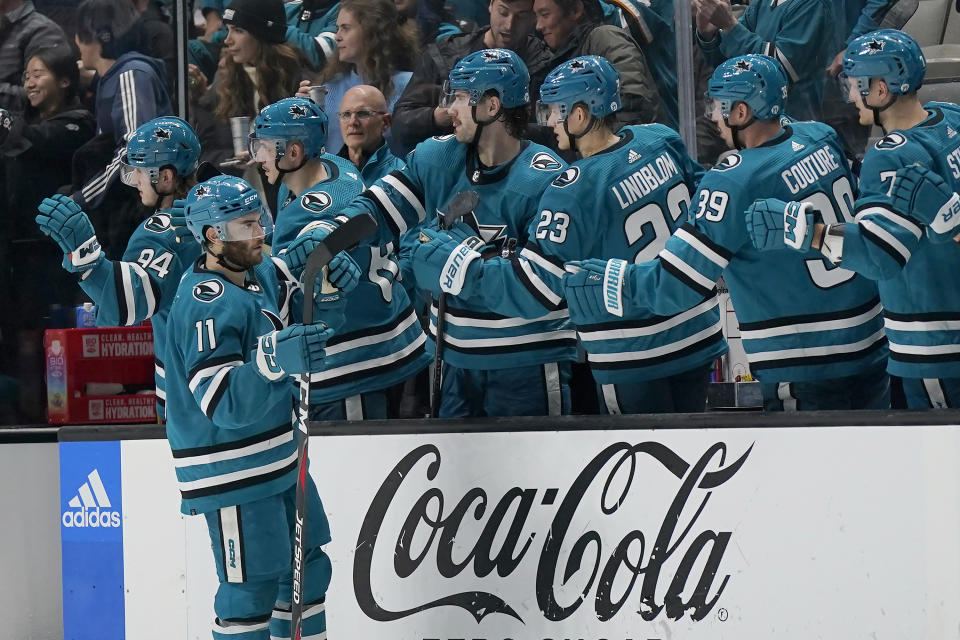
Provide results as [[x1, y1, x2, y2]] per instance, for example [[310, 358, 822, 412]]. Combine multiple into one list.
[[0, 44, 95, 420], [391, 0, 553, 154], [132, 0, 176, 95], [187, 0, 308, 172], [71, 0, 172, 257], [336, 84, 405, 184], [395, 0, 461, 46], [534, 0, 663, 126], [0, 0, 67, 111], [318, 0, 419, 155], [694, 0, 831, 122]]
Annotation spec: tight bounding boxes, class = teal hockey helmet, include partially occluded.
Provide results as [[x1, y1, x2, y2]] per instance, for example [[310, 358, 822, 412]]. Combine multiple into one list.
[[121, 116, 201, 186], [536, 55, 622, 125], [445, 48, 531, 108], [842, 29, 926, 97], [707, 54, 788, 121], [250, 97, 328, 161], [184, 176, 272, 245]]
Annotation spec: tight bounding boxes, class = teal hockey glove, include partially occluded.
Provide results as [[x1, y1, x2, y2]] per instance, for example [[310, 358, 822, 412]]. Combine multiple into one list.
[[413, 226, 484, 297], [255, 323, 334, 382], [746, 199, 815, 252], [562, 258, 628, 322], [35, 194, 103, 272], [282, 221, 362, 292], [890, 165, 960, 236]]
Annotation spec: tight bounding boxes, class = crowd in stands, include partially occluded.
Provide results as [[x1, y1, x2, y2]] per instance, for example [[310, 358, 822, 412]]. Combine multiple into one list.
[[0, 0, 947, 422]]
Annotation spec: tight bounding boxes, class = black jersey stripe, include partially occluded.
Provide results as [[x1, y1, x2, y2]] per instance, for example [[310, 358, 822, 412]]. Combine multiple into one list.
[[588, 330, 724, 371], [679, 222, 734, 260], [661, 255, 715, 298], [749, 335, 888, 371], [180, 458, 298, 499], [171, 424, 290, 458], [739, 297, 881, 331]]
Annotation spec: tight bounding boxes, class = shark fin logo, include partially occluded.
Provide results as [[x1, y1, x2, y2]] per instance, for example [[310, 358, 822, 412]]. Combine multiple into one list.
[[301, 191, 332, 213], [552, 167, 581, 188], [144, 213, 172, 233], [531, 152, 562, 172]]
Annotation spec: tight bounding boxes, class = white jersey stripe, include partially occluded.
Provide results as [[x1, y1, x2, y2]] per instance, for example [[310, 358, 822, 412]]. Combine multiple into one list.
[[740, 302, 883, 340], [675, 228, 729, 268], [579, 297, 719, 341], [324, 310, 418, 356], [748, 328, 886, 362], [314, 32, 335, 58], [179, 450, 298, 492], [313, 333, 426, 382], [855, 205, 922, 239], [519, 247, 565, 278], [861, 219, 911, 263], [173, 431, 294, 468], [586, 322, 722, 363], [429, 305, 568, 329], [659, 249, 717, 291], [130, 262, 156, 320], [190, 360, 243, 392], [382, 174, 426, 223], [430, 326, 577, 350], [888, 342, 960, 355], [519, 257, 562, 307], [199, 365, 234, 416], [120, 262, 137, 326], [884, 317, 960, 332], [369, 184, 408, 235]]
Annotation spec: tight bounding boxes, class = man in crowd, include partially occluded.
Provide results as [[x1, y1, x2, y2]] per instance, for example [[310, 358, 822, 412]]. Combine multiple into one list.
[[391, 0, 554, 153], [337, 84, 405, 184]]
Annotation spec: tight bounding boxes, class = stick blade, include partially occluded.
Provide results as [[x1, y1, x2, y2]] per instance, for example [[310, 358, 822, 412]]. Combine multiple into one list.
[[438, 190, 479, 228]]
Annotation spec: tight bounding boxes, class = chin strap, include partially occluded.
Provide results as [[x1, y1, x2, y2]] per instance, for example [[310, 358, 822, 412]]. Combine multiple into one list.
[[724, 114, 755, 150], [562, 113, 596, 152], [210, 248, 248, 273], [867, 94, 898, 134]]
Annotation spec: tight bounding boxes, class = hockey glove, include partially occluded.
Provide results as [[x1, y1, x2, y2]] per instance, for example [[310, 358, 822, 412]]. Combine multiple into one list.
[[890, 165, 960, 236], [0, 108, 11, 146], [413, 226, 484, 297], [562, 258, 628, 323], [746, 199, 815, 252], [254, 323, 334, 382], [35, 194, 103, 272], [282, 221, 362, 292]]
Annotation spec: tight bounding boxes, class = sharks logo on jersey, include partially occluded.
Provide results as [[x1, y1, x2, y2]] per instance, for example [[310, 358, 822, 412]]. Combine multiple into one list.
[[192, 279, 224, 303], [712, 153, 743, 172], [144, 213, 173, 233], [552, 166, 581, 188], [530, 151, 562, 172], [875, 133, 907, 151], [301, 191, 332, 213]]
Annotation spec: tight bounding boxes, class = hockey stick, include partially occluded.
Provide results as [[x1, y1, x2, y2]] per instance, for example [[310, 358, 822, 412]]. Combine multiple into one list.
[[292, 213, 377, 640], [428, 190, 480, 418], [877, 0, 919, 30]]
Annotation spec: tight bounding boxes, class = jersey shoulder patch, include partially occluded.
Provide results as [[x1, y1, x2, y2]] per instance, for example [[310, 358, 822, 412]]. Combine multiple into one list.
[[711, 152, 743, 172], [551, 166, 581, 187], [432, 134, 455, 141], [530, 151, 563, 171], [192, 279, 225, 303], [143, 212, 174, 233], [874, 132, 908, 151], [300, 191, 333, 213]]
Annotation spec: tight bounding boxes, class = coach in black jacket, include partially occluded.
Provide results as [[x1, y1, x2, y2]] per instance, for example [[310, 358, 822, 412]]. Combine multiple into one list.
[[391, 0, 554, 155]]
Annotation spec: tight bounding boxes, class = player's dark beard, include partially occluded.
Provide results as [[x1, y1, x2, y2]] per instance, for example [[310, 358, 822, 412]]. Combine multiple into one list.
[[220, 240, 263, 271]]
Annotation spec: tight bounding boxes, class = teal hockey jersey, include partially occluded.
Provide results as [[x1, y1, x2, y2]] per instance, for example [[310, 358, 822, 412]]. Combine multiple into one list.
[[838, 103, 960, 378], [340, 135, 575, 370], [284, 1, 339, 69], [273, 153, 431, 402], [471, 125, 726, 382], [164, 254, 336, 515], [79, 210, 201, 420], [622, 121, 887, 382]]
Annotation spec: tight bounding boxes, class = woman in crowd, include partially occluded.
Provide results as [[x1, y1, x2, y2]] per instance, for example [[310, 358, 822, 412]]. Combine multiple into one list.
[[190, 0, 308, 169], [0, 44, 95, 422], [319, 0, 419, 154]]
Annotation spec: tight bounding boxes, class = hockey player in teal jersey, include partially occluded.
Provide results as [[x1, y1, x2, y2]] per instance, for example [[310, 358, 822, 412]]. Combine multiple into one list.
[[563, 55, 890, 411], [35, 116, 203, 421], [165, 175, 359, 640], [414, 56, 725, 413], [250, 97, 430, 419], [748, 31, 960, 409], [339, 49, 572, 417]]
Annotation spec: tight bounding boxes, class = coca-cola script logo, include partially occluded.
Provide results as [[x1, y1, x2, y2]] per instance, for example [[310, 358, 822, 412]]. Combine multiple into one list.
[[354, 441, 752, 625]]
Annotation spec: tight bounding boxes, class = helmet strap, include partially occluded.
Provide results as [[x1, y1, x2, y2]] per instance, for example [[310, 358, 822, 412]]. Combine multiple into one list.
[[724, 114, 755, 151], [469, 103, 503, 148], [866, 93, 897, 134], [562, 108, 595, 152]]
